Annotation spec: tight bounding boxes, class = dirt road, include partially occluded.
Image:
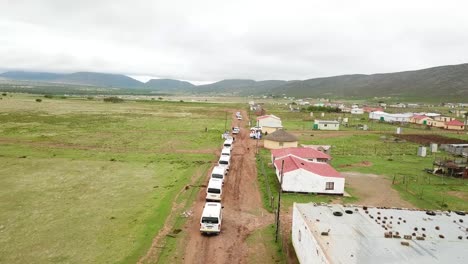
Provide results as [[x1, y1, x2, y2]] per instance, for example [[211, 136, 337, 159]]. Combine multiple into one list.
[[181, 110, 273, 264]]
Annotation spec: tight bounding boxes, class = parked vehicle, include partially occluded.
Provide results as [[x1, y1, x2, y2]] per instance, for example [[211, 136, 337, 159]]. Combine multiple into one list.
[[221, 147, 231, 157], [206, 178, 223, 201], [218, 155, 230, 171], [237, 115, 243, 120], [200, 202, 223, 235], [211, 166, 227, 183], [223, 138, 234, 150], [232, 127, 240, 134]]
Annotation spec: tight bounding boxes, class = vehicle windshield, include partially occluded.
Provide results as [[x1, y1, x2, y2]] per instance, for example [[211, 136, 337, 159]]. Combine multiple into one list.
[[208, 188, 221, 194], [202, 217, 219, 224], [212, 174, 223, 179], [224, 144, 231, 147], [219, 160, 228, 165]]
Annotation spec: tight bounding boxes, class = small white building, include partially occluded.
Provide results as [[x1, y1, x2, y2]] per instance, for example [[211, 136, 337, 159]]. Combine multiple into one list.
[[313, 120, 340, 130], [292, 203, 468, 264], [257, 114, 283, 134], [369, 111, 413, 123], [273, 156, 344, 194], [350, 108, 364, 115]]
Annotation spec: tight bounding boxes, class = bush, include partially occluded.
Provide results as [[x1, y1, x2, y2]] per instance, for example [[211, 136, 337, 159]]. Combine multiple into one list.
[[60, 96, 67, 99], [87, 97, 94, 100], [44, 95, 54, 98], [35, 99, 42, 102], [103, 97, 124, 103], [2, 93, 7, 96], [158, 97, 163, 100]]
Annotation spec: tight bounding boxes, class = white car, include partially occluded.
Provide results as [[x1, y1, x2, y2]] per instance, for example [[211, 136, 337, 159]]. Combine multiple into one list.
[[206, 178, 223, 201], [218, 155, 230, 171], [232, 127, 240, 134], [200, 202, 223, 235], [237, 116, 242, 120]]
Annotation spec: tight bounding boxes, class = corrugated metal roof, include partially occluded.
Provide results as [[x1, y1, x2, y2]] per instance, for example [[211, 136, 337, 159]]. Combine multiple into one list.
[[295, 203, 468, 264], [274, 156, 342, 178], [271, 147, 331, 160]]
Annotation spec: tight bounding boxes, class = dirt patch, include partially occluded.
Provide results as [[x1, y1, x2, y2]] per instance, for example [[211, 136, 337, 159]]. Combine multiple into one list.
[[338, 161, 373, 168], [447, 191, 468, 200], [342, 172, 415, 208], [395, 134, 468, 145]]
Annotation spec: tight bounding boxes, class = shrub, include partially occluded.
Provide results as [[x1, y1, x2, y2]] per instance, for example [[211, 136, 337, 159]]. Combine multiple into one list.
[[35, 99, 42, 102], [2, 93, 7, 96], [44, 95, 54, 98], [103, 97, 124, 103], [87, 97, 94, 100]]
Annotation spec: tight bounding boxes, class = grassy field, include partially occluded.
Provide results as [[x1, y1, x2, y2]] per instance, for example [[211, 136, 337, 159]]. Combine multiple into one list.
[[0, 94, 238, 263]]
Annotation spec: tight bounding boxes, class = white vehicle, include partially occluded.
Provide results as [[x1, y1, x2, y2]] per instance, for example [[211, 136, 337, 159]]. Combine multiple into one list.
[[200, 202, 223, 235], [206, 178, 223, 201], [211, 166, 227, 183], [221, 147, 231, 157], [223, 138, 234, 150], [218, 155, 230, 171], [237, 116, 243, 120], [232, 127, 240, 134]]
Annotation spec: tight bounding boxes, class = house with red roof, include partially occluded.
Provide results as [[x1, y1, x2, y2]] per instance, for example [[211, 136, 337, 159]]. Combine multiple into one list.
[[256, 114, 283, 134], [410, 115, 433, 125], [445, 119, 465, 131], [273, 155, 344, 194], [271, 147, 331, 163]]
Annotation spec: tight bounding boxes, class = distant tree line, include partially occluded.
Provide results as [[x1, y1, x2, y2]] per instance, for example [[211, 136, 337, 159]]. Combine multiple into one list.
[[103, 97, 124, 103]]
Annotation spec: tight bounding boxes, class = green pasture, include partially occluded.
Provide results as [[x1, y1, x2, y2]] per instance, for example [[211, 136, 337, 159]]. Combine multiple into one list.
[[0, 95, 235, 263]]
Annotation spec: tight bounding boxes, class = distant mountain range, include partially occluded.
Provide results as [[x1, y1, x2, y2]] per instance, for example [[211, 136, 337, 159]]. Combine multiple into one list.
[[2, 63, 468, 100]]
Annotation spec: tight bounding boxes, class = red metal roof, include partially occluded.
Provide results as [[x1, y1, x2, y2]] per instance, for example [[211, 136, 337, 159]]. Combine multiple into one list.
[[363, 107, 384, 113], [445, 120, 464, 126], [274, 156, 342, 178], [271, 147, 331, 160]]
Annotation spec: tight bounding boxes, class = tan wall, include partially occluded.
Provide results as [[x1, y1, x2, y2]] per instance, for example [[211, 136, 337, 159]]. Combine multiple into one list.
[[427, 120, 445, 128], [263, 126, 282, 134], [446, 125, 465, 131], [264, 140, 298, 150]]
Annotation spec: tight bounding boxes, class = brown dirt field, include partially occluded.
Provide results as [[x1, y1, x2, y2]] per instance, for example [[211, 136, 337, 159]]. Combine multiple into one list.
[[447, 191, 468, 200], [395, 134, 468, 145], [338, 160, 373, 168], [342, 172, 415, 208], [178, 110, 274, 264]]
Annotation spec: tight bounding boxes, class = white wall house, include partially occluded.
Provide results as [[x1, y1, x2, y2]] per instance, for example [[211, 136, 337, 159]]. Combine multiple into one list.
[[292, 204, 468, 264], [350, 108, 364, 114], [257, 114, 283, 133], [369, 111, 413, 123], [313, 120, 340, 130], [273, 156, 344, 194]]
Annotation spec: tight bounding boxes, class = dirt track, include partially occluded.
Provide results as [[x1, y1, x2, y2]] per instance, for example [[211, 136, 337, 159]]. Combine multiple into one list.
[[180, 110, 273, 264]]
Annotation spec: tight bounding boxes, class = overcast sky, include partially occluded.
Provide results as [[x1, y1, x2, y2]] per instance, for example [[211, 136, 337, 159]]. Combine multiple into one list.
[[1, 0, 467, 83]]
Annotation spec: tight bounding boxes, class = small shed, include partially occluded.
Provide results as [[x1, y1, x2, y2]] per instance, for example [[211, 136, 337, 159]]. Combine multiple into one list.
[[410, 115, 433, 125], [350, 108, 364, 114], [313, 120, 340, 130], [263, 129, 298, 149], [274, 155, 344, 194]]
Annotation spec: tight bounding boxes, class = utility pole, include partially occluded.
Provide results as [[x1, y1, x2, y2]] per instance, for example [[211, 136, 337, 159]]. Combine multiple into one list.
[[275, 160, 284, 242]]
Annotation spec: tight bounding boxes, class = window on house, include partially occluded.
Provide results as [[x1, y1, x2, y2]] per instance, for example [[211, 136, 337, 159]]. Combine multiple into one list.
[[325, 182, 334, 190]]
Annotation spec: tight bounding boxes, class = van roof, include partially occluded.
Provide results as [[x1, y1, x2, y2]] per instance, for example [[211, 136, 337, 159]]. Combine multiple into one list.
[[219, 155, 230, 162], [212, 166, 226, 174], [221, 147, 231, 153], [201, 202, 222, 217], [208, 178, 223, 189]]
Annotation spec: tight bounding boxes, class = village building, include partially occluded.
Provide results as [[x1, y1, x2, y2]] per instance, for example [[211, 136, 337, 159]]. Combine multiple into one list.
[[263, 129, 298, 149], [410, 115, 433, 125], [363, 106, 384, 113], [369, 111, 413, 123], [434, 116, 456, 122], [350, 108, 364, 114], [273, 156, 344, 194], [445, 119, 465, 130], [292, 203, 468, 264], [256, 114, 283, 134], [426, 119, 446, 128], [271, 147, 331, 163], [313, 120, 340, 130]]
